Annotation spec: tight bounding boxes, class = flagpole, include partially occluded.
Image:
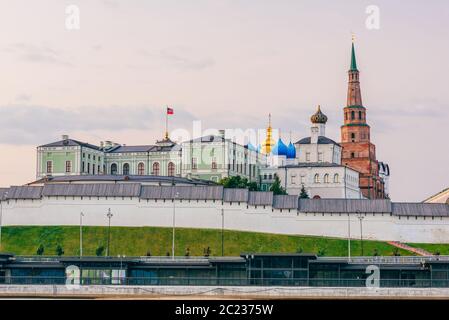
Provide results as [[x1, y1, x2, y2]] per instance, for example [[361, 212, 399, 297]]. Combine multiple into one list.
[[165, 106, 168, 139]]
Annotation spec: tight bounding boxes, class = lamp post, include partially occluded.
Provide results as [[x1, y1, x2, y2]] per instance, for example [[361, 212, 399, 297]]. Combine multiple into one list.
[[347, 213, 351, 262], [106, 208, 113, 257], [0, 191, 7, 253], [357, 211, 365, 256], [221, 207, 225, 257], [80, 212, 84, 258], [172, 192, 179, 259]]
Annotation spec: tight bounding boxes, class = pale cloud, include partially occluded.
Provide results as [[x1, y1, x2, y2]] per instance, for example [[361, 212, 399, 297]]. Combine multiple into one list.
[[141, 47, 215, 71], [0, 105, 195, 145], [5, 43, 72, 67]]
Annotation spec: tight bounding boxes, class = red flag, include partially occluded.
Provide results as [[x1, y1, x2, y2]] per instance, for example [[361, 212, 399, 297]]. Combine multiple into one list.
[[167, 107, 174, 115]]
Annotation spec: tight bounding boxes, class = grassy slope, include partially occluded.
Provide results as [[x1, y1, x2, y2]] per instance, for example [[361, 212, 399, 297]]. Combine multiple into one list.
[[1, 226, 413, 257], [407, 243, 449, 255]]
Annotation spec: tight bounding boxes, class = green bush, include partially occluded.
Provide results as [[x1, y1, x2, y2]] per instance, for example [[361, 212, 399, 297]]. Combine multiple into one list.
[[36, 244, 45, 255]]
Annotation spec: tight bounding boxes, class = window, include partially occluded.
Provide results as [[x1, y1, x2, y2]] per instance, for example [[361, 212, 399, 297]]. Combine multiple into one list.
[[290, 174, 296, 184], [268, 174, 273, 180], [92, 165, 95, 175], [152, 162, 160, 175], [324, 174, 329, 183], [212, 157, 217, 170], [82, 162, 85, 173], [168, 162, 175, 176], [306, 152, 310, 162], [87, 163, 90, 174], [351, 133, 355, 142], [359, 111, 362, 119], [192, 158, 197, 170], [334, 173, 339, 183], [351, 152, 355, 158], [123, 163, 130, 175], [111, 163, 117, 175], [351, 111, 355, 120], [93, 155, 96, 161], [65, 161, 72, 173], [314, 174, 320, 183], [138, 163, 145, 175], [318, 152, 323, 162], [46, 161, 53, 174]]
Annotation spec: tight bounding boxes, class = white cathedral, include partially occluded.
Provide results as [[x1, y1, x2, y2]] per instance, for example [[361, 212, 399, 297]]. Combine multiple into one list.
[[259, 106, 362, 199]]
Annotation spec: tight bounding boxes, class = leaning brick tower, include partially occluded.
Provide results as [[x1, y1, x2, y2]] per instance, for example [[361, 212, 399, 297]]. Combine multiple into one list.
[[340, 40, 385, 199]]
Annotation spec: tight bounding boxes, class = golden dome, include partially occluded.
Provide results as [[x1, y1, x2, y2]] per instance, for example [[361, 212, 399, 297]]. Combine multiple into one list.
[[310, 105, 328, 124]]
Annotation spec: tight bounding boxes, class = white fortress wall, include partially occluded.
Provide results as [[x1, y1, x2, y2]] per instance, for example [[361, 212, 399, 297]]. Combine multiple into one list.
[[2, 196, 449, 244]]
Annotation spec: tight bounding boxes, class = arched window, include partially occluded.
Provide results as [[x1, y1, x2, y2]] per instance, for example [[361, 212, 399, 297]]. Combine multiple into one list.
[[351, 133, 356, 141], [123, 163, 130, 175], [359, 111, 362, 119], [152, 162, 160, 176], [314, 174, 320, 183], [110, 163, 117, 175], [324, 174, 329, 183], [334, 173, 339, 183], [168, 162, 175, 176], [137, 162, 145, 175], [351, 111, 355, 120]]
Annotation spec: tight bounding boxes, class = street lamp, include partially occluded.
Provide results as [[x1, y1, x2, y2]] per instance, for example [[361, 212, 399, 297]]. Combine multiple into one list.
[[357, 211, 365, 256], [347, 213, 351, 262], [106, 208, 113, 257], [0, 191, 8, 253], [221, 207, 225, 257], [80, 212, 84, 257], [172, 192, 179, 259]]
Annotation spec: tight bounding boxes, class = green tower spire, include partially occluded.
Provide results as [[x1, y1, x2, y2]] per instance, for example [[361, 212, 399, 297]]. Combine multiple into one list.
[[350, 42, 358, 71]]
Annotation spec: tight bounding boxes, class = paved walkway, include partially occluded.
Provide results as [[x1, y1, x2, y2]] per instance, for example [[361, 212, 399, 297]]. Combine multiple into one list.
[[388, 241, 433, 256]]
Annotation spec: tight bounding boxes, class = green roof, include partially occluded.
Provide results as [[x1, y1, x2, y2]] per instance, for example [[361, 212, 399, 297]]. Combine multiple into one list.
[[350, 42, 358, 71]]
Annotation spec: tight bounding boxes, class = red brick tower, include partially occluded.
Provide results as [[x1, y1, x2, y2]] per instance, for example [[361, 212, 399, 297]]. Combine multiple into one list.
[[340, 41, 385, 199]]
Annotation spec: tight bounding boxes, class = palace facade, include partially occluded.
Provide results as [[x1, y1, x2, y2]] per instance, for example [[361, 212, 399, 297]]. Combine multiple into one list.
[[35, 41, 389, 199]]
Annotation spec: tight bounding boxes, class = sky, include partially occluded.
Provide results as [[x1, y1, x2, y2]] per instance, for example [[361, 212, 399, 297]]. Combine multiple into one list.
[[0, 0, 448, 201]]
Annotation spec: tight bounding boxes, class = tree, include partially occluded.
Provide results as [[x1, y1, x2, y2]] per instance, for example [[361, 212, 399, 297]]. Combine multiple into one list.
[[392, 248, 401, 256], [299, 185, 309, 199], [95, 245, 105, 257], [219, 175, 260, 191], [269, 175, 287, 195], [36, 244, 45, 256], [56, 244, 64, 256]]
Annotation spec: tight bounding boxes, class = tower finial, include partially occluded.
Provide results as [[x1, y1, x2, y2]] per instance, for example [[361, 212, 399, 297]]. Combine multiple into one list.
[[350, 37, 358, 71], [268, 113, 272, 127]]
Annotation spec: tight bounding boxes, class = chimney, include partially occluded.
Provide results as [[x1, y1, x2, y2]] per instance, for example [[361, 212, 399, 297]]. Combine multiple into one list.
[[62, 134, 69, 141]]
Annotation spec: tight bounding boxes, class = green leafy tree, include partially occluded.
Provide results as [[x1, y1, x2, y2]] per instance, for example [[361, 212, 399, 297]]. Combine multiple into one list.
[[95, 245, 105, 257], [299, 185, 309, 199], [269, 175, 287, 195], [56, 244, 64, 256], [36, 244, 45, 256], [219, 175, 259, 191]]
